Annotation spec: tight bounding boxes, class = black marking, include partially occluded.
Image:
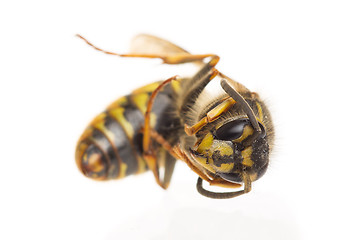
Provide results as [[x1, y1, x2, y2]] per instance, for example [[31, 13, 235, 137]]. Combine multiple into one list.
[[250, 137, 270, 180], [123, 96, 148, 156], [103, 115, 139, 176], [91, 128, 119, 179], [212, 148, 235, 168], [254, 162, 269, 180], [181, 71, 214, 114], [123, 103, 145, 130], [233, 143, 245, 170], [133, 132, 144, 155], [151, 88, 181, 145]]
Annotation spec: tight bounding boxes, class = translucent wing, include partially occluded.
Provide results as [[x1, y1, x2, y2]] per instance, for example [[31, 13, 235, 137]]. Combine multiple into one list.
[[130, 34, 191, 56], [129, 34, 205, 68]]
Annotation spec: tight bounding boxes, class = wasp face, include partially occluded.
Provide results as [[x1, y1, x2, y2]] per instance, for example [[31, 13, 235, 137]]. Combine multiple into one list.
[[190, 118, 269, 184]]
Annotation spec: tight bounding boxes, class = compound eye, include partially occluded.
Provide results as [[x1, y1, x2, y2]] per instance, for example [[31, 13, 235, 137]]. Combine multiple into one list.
[[215, 119, 249, 141]]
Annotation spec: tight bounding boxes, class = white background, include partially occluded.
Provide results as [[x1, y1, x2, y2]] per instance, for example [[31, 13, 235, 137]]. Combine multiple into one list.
[[1, 1, 360, 239]]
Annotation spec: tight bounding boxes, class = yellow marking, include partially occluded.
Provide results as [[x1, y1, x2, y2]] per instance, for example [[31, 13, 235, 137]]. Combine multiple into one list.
[[241, 147, 254, 167], [215, 163, 234, 173], [75, 141, 90, 171], [78, 127, 94, 143], [185, 117, 208, 136], [196, 133, 214, 153], [107, 96, 127, 110], [132, 82, 160, 94], [119, 163, 128, 178], [190, 152, 216, 174], [144, 154, 157, 172], [112, 94, 156, 176], [136, 156, 147, 174], [150, 113, 157, 128], [255, 102, 264, 122], [187, 98, 236, 136], [76, 143, 89, 175], [209, 56, 220, 66], [90, 112, 107, 126], [87, 153, 105, 172], [249, 172, 258, 181], [83, 153, 88, 162], [207, 98, 236, 121], [131, 93, 149, 114], [215, 143, 233, 156], [108, 108, 135, 139], [90, 114, 128, 179], [234, 125, 254, 143], [171, 80, 181, 94], [93, 119, 116, 144], [131, 93, 158, 138], [205, 142, 234, 172]]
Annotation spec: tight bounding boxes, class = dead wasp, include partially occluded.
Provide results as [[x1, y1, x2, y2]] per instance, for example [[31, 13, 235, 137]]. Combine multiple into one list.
[[75, 34, 274, 199]]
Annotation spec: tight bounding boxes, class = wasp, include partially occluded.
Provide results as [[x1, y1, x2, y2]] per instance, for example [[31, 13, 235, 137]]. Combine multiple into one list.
[[75, 34, 274, 199]]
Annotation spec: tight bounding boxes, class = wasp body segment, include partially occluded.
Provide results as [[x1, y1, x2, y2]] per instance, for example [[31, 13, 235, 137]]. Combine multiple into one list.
[[76, 34, 274, 198], [76, 81, 180, 181]]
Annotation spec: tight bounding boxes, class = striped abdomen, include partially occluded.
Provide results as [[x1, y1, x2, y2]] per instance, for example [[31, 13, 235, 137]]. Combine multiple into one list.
[[75, 81, 180, 180]]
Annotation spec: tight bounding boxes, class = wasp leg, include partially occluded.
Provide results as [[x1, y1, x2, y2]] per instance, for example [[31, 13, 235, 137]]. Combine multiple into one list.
[[149, 130, 180, 189], [196, 173, 251, 199], [172, 145, 214, 183], [172, 145, 241, 188], [181, 55, 219, 91], [163, 153, 176, 189], [180, 60, 220, 115], [173, 145, 249, 199], [184, 97, 236, 135], [180, 56, 223, 135], [142, 76, 179, 189], [151, 147, 177, 190]]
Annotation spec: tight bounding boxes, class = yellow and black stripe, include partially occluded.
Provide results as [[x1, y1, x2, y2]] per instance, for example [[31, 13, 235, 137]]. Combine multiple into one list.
[[75, 81, 180, 180]]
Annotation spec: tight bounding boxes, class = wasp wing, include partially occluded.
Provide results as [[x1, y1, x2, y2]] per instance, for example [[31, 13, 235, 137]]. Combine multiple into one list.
[[130, 34, 204, 66], [130, 34, 191, 55]]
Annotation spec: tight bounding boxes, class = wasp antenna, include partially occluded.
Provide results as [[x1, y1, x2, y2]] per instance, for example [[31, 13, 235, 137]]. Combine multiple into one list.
[[220, 79, 261, 135], [196, 177, 251, 199]]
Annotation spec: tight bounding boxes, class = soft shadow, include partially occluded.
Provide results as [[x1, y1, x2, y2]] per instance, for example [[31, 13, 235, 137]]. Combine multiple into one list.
[[106, 197, 300, 240]]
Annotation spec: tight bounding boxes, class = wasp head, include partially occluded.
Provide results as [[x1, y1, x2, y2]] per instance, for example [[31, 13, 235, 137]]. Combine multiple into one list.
[[190, 117, 269, 184]]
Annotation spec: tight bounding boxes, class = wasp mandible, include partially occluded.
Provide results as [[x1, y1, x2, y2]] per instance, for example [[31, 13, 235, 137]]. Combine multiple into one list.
[[75, 34, 274, 199]]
